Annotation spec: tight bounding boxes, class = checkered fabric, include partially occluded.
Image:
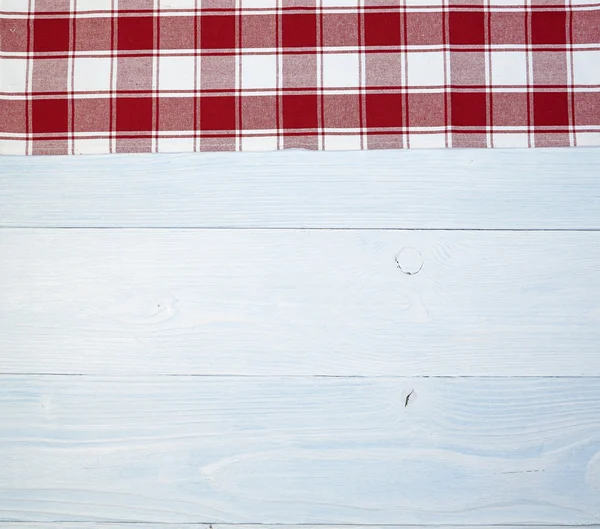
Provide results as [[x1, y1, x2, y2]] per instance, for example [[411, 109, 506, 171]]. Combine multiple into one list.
[[1, 0, 599, 154]]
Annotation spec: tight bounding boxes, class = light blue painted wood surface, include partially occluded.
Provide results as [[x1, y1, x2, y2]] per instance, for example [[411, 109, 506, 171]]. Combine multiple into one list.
[[1, 229, 599, 376], [2, 376, 600, 524], [1, 148, 600, 526], [2, 526, 585, 529], [1, 149, 600, 229]]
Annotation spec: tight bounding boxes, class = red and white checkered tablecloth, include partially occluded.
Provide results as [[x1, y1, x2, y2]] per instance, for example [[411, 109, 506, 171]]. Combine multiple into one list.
[[1, 0, 599, 154]]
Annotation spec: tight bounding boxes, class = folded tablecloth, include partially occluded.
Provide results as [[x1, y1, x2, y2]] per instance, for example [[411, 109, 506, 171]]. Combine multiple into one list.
[[1, 0, 599, 154]]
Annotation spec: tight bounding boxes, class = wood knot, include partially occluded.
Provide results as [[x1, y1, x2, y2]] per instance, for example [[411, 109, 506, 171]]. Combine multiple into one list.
[[395, 247, 424, 275]]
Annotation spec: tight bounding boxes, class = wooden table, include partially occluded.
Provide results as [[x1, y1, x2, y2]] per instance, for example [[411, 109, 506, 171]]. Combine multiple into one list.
[[1, 148, 600, 526]]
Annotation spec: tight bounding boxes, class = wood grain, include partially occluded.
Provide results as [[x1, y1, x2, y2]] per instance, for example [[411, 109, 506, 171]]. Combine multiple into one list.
[[2, 526, 590, 529], [3, 150, 600, 528], [2, 526, 589, 529], [1, 229, 599, 376], [1, 376, 600, 524], [1, 149, 600, 229]]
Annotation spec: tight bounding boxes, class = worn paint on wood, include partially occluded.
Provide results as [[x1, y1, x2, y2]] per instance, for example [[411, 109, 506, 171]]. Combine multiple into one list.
[[1, 376, 600, 523], [1, 229, 599, 376]]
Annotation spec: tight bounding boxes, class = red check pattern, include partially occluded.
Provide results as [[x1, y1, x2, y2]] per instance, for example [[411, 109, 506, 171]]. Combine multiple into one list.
[[1, 0, 599, 154]]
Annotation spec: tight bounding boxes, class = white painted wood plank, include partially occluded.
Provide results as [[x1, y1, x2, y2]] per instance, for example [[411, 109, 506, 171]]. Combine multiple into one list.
[[1, 376, 600, 523], [1, 229, 599, 376], [2, 526, 591, 529], [1, 149, 600, 229]]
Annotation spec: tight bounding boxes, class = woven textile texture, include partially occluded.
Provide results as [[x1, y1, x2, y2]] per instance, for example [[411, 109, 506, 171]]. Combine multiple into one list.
[[1, 0, 599, 154]]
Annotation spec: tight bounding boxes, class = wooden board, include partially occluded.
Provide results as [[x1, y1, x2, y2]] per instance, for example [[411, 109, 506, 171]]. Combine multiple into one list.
[[3, 148, 600, 528], [1, 149, 600, 229], [2, 526, 587, 529], [1, 376, 599, 524], [1, 229, 599, 376], [0, 526, 579, 529]]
